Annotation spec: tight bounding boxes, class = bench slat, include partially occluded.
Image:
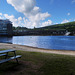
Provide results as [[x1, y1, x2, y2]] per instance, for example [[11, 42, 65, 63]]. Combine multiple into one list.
[[0, 54, 6, 57], [0, 55, 21, 64], [0, 49, 15, 54]]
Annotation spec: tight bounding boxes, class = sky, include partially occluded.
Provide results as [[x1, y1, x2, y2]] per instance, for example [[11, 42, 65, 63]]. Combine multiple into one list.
[[0, 0, 75, 28]]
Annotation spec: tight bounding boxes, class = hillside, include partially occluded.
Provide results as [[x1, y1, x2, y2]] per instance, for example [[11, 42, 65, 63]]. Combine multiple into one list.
[[35, 21, 75, 32]]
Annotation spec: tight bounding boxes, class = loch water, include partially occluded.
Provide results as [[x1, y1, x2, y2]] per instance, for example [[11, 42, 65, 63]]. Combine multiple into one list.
[[0, 36, 75, 50]]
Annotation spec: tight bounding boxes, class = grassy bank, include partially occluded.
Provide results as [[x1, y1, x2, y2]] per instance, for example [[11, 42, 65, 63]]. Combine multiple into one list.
[[0, 50, 75, 75]]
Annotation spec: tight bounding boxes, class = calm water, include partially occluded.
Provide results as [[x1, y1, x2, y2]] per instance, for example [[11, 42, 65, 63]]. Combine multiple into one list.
[[0, 36, 75, 50]]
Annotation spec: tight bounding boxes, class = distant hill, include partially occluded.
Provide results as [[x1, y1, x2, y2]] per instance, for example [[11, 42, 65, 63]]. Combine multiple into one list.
[[34, 21, 75, 32], [13, 26, 28, 30]]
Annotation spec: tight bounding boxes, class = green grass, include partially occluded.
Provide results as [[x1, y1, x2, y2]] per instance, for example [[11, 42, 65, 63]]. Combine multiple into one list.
[[0, 50, 75, 75]]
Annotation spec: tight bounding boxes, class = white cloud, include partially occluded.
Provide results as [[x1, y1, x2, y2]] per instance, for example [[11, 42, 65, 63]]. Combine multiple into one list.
[[61, 19, 69, 24], [67, 13, 70, 16], [72, 0, 75, 3], [0, 13, 2, 16], [55, 23, 58, 24], [41, 20, 53, 27], [18, 17, 22, 21], [0, 13, 52, 28], [6, 0, 51, 28], [3, 14, 23, 27], [7, 0, 35, 13]]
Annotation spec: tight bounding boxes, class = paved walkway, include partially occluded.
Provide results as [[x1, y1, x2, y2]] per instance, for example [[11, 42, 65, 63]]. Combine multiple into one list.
[[0, 43, 75, 56]]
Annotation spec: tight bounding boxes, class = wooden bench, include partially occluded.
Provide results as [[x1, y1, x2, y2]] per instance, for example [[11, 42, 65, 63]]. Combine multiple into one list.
[[0, 49, 21, 64]]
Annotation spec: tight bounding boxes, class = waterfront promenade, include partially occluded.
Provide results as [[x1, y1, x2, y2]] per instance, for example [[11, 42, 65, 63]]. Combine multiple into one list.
[[0, 43, 75, 56]]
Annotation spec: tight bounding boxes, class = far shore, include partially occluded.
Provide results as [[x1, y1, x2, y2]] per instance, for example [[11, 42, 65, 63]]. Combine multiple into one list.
[[0, 43, 75, 56]]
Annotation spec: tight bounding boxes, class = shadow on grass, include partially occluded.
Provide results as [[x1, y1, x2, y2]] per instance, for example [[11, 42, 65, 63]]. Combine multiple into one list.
[[0, 50, 75, 75], [0, 61, 23, 75]]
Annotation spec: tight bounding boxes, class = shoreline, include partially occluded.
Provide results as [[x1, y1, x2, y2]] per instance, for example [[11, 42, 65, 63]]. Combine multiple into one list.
[[0, 43, 75, 56]]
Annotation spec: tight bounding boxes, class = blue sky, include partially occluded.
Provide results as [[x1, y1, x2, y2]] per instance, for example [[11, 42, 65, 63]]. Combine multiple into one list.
[[0, 0, 75, 28]]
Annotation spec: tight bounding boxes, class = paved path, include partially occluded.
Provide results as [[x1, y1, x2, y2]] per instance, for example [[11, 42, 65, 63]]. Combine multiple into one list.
[[0, 43, 75, 56]]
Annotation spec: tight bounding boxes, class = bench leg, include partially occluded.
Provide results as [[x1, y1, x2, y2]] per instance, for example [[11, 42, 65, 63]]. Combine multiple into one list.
[[14, 51, 19, 64], [5, 52, 8, 59]]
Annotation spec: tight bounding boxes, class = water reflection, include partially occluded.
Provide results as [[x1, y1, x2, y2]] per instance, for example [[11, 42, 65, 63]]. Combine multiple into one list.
[[12, 36, 39, 47], [0, 36, 75, 50], [0, 36, 12, 43], [12, 36, 75, 50]]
